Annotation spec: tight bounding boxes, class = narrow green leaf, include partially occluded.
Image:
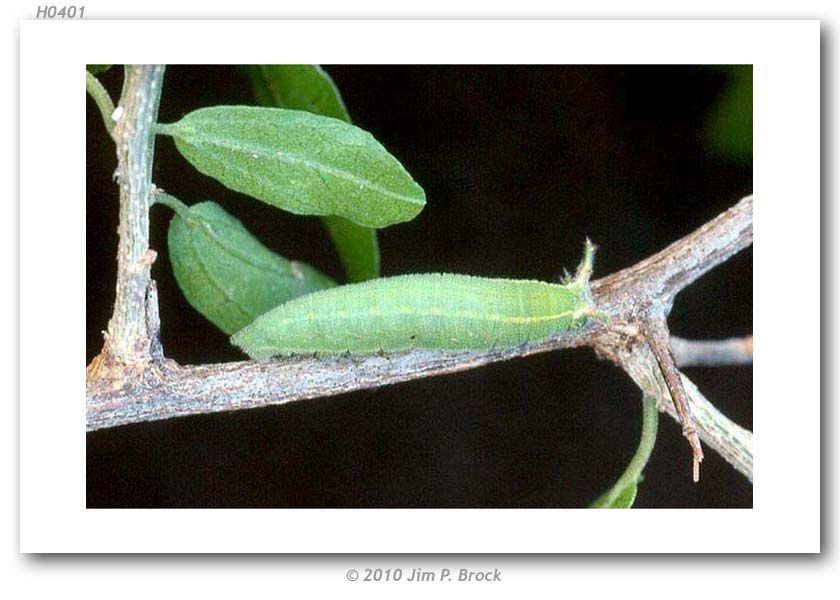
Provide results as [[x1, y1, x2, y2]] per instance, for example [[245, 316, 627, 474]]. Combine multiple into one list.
[[243, 65, 380, 282], [245, 65, 351, 122], [166, 198, 335, 335], [86, 64, 112, 75], [244, 65, 277, 107], [322, 215, 380, 282], [157, 105, 426, 228], [589, 394, 659, 509]]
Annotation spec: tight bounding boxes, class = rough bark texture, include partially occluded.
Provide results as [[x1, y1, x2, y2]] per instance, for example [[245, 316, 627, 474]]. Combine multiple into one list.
[[99, 65, 165, 367], [86, 65, 753, 482]]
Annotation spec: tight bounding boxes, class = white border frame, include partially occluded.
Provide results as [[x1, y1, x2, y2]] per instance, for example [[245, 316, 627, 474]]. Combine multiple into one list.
[[20, 19, 819, 553]]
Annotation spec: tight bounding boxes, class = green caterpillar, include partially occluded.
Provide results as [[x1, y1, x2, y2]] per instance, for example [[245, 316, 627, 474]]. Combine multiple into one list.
[[232, 241, 605, 359]]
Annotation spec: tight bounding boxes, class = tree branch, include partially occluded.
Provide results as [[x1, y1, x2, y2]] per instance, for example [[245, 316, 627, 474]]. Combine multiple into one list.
[[87, 190, 753, 480], [590, 195, 753, 315], [672, 335, 753, 367], [618, 347, 753, 481], [97, 65, 165, 368]]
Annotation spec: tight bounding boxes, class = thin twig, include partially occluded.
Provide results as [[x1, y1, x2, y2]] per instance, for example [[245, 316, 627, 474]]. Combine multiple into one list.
[[672, 335, 753, 367], [645, 318, 704, 482]]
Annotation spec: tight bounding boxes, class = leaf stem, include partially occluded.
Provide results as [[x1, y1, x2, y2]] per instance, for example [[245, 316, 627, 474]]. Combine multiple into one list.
[[86, 70, 116, 139], [590, 393, 659, 508], [153, 191, 191, 217], [152, 122, 175, 136]]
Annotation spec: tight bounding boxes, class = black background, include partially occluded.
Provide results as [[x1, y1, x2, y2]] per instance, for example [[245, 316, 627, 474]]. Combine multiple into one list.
[[86, 65, 752, 508]]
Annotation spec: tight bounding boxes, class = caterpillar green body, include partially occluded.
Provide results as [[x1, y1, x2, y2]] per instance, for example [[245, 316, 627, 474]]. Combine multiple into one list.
[[231, 242, 604, 359]]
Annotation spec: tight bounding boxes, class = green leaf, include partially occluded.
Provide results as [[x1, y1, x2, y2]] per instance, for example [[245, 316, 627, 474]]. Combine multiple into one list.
[[244, 65, 380, 282], [244, 65, 351, 122], [704, 66, 752, 163], [157, 105, 426, 228], [165, 198, 335, 335], [86, 64, 112, 75], [589, 394, 659, 509]]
